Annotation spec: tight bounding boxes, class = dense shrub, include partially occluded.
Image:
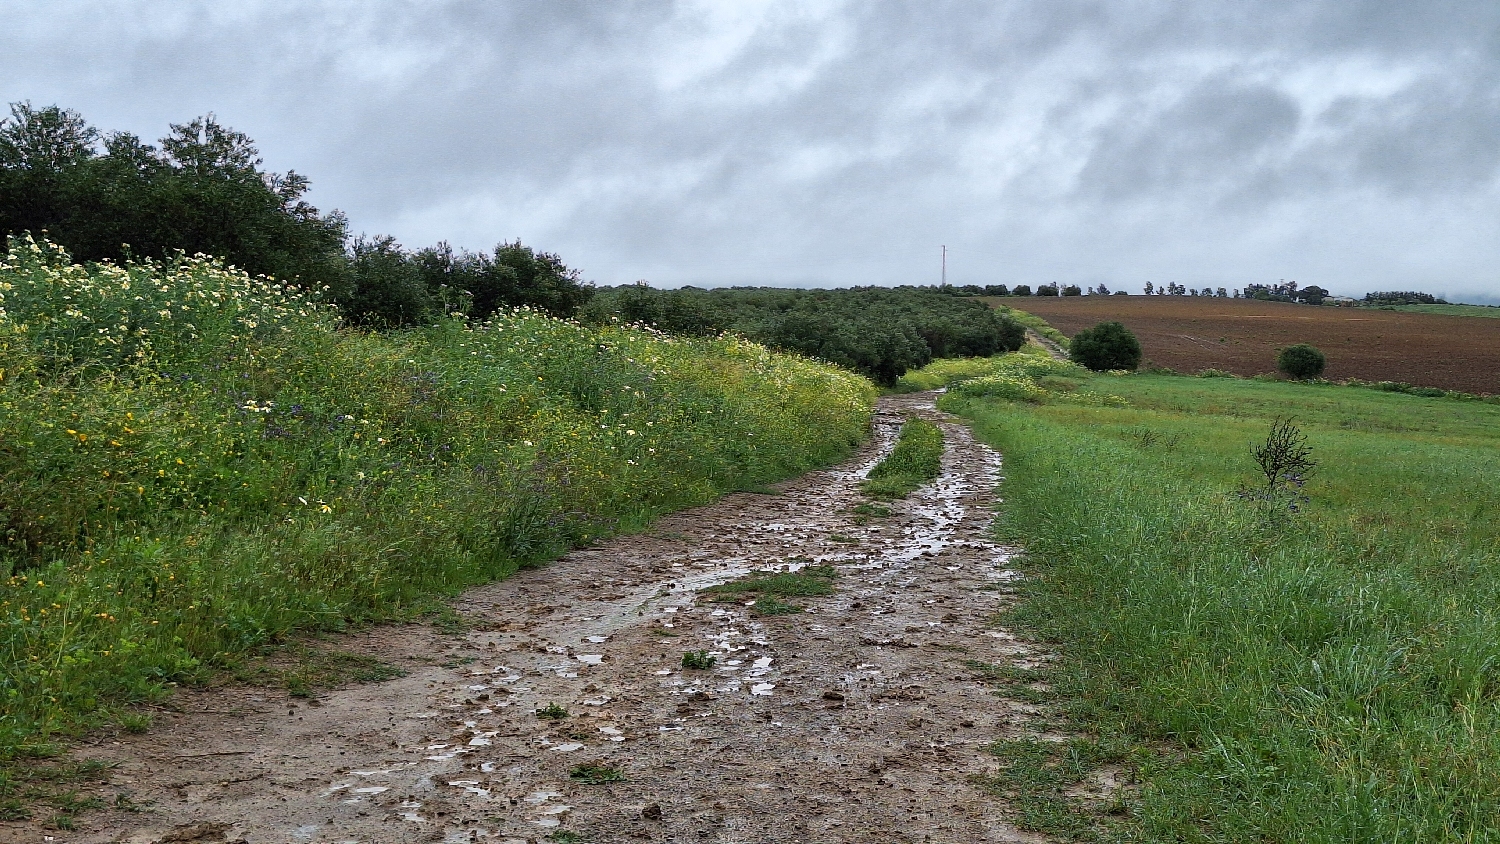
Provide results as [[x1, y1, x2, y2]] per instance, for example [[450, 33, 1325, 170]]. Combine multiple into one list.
[[1276, 344, 1326, 379], [1068, 321, 1142, 371], [1012, 284, 1032, 296], [586, 285, 1025, 385]]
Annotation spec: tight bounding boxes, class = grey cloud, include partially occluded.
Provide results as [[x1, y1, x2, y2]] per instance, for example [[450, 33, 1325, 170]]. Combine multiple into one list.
[[2, 0, 1498, 298]]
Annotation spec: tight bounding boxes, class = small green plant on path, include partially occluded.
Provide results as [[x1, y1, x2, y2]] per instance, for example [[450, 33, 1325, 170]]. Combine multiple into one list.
[[535, 703, 568, 720], [862, 418, 943, 499], [568, 763, 624, 784], [681, 650, 716, 669], [700, 565, 836, 615], [749, 596, 803, 616]]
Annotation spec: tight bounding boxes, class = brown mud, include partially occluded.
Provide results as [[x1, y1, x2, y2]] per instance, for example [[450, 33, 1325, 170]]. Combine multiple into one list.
[[12, 392, 1056, 844]]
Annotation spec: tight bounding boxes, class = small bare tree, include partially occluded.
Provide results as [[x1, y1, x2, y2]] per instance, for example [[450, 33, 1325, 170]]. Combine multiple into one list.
[[1241, 417, 1316, 511]]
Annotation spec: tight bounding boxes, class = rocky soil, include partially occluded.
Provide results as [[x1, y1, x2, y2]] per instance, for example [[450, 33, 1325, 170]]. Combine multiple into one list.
[[10, 392, 1056, 844]]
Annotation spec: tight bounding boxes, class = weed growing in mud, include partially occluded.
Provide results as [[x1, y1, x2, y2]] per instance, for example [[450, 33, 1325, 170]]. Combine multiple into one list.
[[862, 417, 943, 499], [230, 646, 408, 697], [535, 703, 568, 720], [850, 501, 891, 526], [117, 712, 152, 734], [701, 566, 836, 605], [750, 597, 803, 616], [568, 763, 623, 784], [0, 758, 113, 823], [681, 650, 716, 669]]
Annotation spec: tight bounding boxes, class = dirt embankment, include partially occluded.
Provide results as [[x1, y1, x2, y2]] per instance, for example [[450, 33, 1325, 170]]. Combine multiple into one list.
[[990, 296, 1500, 394], [11, 393, 1060, 844]]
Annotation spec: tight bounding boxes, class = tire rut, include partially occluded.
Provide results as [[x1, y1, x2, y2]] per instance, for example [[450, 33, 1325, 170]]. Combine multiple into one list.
[[30, 391, 1057, 844]]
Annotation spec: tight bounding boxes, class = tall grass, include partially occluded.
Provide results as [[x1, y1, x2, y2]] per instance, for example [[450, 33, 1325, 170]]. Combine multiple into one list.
[[0, 236, 875, 758], [940, 370, 1500, 841]]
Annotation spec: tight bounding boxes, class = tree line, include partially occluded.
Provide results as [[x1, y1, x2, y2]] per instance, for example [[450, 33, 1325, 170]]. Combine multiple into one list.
[[585, 284, 1025, 385], [0, 103, 590, 326]]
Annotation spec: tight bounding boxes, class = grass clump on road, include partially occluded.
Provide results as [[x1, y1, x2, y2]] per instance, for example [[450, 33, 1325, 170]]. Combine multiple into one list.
[[943, 369, 1500, 842], [861, 418, 943, 499], [0, 236, 876, 764], [702, 565, 837, 616], [681, 650, 716, 669], [568, 763, 623, 784]]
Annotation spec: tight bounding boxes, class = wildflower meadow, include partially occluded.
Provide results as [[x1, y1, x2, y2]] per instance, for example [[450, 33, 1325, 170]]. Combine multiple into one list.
[[0, 235, 875, 759]]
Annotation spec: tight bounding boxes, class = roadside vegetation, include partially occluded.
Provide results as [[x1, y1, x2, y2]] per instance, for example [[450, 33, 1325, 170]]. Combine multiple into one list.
[[0, 235, 875, 765], [924, 354, 1500, 841]]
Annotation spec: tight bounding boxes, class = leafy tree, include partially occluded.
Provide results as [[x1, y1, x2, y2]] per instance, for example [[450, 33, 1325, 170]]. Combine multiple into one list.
[[1069, 321, 1142, 371], [342, 236, 438, 327], [1062, 284, 1082, 296], [1012, 284, 1032, 296], [983, 284, 1009, 296], [1276, 344, 1326, 379], [1037, 284, 1059, 296], [0, 103, 349, 293]]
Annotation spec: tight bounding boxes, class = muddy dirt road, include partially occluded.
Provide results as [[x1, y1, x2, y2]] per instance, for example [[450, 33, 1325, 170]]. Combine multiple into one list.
[[21, 392, 1054, 844]]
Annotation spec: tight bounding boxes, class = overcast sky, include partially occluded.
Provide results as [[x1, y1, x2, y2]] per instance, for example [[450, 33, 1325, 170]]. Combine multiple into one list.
[[5, 1, 1499, 300]]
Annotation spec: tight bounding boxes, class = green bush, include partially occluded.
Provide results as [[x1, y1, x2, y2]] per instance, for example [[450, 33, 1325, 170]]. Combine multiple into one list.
[[1068, 321, 1142, 371], [586, 285, 1026, 386], [1277, 344, 1326, 379]]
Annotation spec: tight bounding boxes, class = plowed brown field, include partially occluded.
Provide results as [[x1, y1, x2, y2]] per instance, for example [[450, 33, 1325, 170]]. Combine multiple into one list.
[[985, 296, 1500, 395]]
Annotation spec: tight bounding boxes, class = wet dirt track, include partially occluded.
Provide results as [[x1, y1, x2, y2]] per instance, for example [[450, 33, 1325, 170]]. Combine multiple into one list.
[[19, 392, 1055, 844]]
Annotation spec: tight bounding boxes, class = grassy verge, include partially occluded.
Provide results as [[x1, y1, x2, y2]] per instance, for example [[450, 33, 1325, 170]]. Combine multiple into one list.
[[938, 367, 1500, 841], [0, 237, 876, 765], [861, 418, 943, 499]]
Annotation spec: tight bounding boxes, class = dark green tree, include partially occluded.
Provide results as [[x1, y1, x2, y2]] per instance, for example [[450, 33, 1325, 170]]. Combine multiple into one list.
[[0, 103, 348, 292], [1069, 321, 1142, 371]]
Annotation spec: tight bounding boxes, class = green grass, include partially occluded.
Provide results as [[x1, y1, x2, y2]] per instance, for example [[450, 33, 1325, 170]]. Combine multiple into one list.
[[941, 370, 1500, 841], [861, 418, 944, 498], [1365, 302, 1500, 318], [681, 649, 716, 669], [701, 566, 836, 600], [0, 237, 876, 764]]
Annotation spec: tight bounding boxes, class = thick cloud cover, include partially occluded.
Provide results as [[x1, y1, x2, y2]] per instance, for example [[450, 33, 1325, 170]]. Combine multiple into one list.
[[4, 0, 1499, 299]]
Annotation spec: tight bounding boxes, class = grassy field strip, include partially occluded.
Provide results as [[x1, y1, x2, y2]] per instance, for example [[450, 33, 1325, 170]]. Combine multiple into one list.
[[925, 356, 1500, 841], [859, 417, 943, 499], [0, 238, 876, 771]]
